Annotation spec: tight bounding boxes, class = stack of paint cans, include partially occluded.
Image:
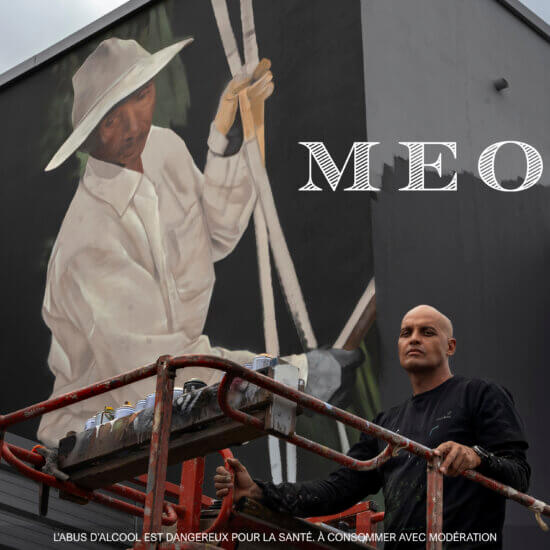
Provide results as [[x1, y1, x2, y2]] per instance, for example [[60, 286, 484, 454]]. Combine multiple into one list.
[[140, 386, 195, 410], [83, 378, 212, 431], [84, 403, 136, 430]]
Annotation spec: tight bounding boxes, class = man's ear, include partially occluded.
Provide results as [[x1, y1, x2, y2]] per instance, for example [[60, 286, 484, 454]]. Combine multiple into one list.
[[447, 338, 457, 356]]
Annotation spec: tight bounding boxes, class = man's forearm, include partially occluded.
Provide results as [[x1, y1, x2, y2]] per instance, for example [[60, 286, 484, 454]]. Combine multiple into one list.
[[254, 480, 338, 518], [249, 434, 383, 518], [475, 449, 531, 493], [254, 476, 368, 518]]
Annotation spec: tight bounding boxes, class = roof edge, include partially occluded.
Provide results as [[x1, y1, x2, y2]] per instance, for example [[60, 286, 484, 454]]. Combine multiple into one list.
[[497, 0, 550, 43], [0, 0, 154, 89]]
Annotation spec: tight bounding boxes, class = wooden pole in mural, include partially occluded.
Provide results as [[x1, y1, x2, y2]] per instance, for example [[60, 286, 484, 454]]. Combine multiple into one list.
[[250, 59, 270, 162], [342, 295, 377, 350], [333, 279, 377, 453], [334, 278, 377, 350]]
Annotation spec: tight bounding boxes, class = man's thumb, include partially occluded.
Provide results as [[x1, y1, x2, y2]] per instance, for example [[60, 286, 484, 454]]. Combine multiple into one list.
[[226, 457, 244, 471]]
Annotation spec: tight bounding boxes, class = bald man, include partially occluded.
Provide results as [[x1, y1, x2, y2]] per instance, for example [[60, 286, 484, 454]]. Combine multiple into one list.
[[214, 305, 530, 549]]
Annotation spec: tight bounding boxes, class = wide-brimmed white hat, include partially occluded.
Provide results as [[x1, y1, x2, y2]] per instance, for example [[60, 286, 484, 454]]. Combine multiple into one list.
[[45, 37, 193, 171]]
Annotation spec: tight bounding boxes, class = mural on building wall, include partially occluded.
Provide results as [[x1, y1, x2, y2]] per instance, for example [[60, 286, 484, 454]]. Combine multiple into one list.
[[0, 0, 377, 482], [38, 33, 275, 445]]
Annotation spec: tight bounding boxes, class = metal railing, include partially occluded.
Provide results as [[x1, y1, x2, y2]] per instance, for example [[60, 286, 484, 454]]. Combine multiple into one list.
[[0, 354, 549, 550]]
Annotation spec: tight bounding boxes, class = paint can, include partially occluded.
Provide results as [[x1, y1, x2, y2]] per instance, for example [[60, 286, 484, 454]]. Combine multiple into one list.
[[145, 393, 156, 409], [84, 417, 96, 430], [135, 399, 147, 412], [95, 406, 115, 426], [144, 388, 186, 409], [183, 379, 207, 393], [115, 403, 135, 420], [252, 354, 277, 371]]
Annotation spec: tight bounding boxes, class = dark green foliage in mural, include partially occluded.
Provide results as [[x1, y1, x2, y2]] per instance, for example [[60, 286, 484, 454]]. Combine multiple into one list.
[[41, 1, 190, 180], [346, 340, 382, 444], [296, 329, 382, 480]]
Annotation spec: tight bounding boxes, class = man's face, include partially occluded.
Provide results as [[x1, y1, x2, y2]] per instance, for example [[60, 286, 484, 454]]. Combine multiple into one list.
[[89, 81, 156, 169], [397, 308, 456, 373]]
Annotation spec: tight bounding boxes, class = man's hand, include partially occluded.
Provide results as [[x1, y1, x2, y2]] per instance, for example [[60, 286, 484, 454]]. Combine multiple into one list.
[[214, 73, 251, 136], [214, 457, 264, 502], [214, 59, 274, 139], [434, 441, 481, 476], [239, 59, 274, 143], [246, 59, 274, 128]]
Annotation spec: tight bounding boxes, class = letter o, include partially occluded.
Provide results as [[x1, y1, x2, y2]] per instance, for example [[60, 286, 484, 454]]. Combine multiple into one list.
[[478, 141, 543, 192]]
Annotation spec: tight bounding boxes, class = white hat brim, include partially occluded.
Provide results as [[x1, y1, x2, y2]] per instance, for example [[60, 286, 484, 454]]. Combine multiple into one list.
[[45, 38, 193, 171]]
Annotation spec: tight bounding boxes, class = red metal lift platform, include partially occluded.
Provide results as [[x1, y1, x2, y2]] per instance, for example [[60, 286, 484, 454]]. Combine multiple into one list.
[[0, 354, 548, 550]]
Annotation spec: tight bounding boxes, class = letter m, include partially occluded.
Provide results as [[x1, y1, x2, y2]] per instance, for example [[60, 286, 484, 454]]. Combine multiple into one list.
[[298, 141, 379, 191]]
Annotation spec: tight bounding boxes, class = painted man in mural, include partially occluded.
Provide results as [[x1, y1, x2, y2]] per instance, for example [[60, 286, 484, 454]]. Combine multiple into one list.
[[38, 37, 362, 446], [37, 37, 272, 444]]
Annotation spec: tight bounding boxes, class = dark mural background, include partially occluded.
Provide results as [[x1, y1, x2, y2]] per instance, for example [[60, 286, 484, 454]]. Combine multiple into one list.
[[0, 0, 374, 483]]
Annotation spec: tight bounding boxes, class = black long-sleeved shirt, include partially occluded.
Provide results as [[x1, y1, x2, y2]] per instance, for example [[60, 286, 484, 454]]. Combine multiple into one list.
[[256, 376, 530, 549]]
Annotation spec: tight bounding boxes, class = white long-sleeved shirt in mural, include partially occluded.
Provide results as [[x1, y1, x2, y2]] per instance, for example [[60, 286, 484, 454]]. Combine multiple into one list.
[[38, 125, 258, 445]]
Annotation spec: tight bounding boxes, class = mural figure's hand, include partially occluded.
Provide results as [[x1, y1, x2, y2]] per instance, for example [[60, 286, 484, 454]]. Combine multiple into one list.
[[214, 73, 252, 136], [214, 457, 264, 502], [248, 58, 274, 131], [239, 59, 274, 143]]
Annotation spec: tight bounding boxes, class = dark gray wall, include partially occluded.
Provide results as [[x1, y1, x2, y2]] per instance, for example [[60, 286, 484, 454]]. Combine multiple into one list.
[[0, 434, 134, 549], [361, 1, 550, 547], [362, 0, 550, 180]]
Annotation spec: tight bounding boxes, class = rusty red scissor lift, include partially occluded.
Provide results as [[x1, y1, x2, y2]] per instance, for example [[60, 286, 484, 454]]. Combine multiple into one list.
[[0, 354, 549, 550]]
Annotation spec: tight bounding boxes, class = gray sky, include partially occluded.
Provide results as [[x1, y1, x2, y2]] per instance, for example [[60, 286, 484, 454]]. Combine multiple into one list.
[[0, 0, 127, 75], [522, 0, 550, 24], [0, 0, 549, 77]]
